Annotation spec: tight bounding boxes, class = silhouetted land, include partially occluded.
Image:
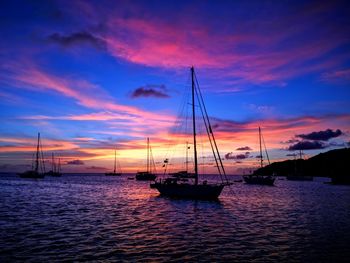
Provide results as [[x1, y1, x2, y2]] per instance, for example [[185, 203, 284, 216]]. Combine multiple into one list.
[[254, 148, 350, 184]]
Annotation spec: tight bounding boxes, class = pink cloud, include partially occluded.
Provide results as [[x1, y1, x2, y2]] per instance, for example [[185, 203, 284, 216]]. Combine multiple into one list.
[[4, 62, 175, 130], [321, 68, 350, 83], [84, 1, 349, 88]]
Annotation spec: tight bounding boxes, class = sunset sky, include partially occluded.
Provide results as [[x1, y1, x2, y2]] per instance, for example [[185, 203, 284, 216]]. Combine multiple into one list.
[[0, 0, 349, 174]]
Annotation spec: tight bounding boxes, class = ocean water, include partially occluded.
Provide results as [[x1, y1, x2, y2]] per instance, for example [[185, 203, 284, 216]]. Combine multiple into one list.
[[0, 174, 349, 262]]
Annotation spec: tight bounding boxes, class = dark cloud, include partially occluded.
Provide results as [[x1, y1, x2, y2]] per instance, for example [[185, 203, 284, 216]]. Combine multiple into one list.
[[66, 159, 84, 165], [282, 139, 299, 144], [86, 166, 107, 170], [288, 141, 325, 151], [225, 152, 250, 160], [131, 85, 170, 99], [236, 146, 252, 151], [48, 32, 106, 50], [296, 129, 342, 141], [286, 153, 297, 157]]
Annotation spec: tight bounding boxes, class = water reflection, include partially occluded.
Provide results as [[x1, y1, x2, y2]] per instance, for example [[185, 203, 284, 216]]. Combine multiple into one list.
[[0, 174, 349, 262]]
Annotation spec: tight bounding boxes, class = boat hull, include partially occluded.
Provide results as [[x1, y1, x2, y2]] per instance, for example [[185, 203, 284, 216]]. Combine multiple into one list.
[[45, 170, 62, 177], [18, 170, 45, 179], [136, 172, 156, 181], [152, 183, 225, 200], [243, 175, 275, 186]]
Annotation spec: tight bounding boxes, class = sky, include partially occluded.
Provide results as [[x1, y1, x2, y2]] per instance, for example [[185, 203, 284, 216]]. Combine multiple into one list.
[[0, 0, 349, 174]]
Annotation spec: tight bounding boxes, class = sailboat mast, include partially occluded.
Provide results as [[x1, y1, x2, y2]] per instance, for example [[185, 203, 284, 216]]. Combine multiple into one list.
[[114, 149, 116, 173], [191, 67, 198, 185], [147, 137, 149, 173], [259, 127, 263, 168], [186, 141, 188, 173], [35, 132, 40, 173], [52, 152, 54, 172]]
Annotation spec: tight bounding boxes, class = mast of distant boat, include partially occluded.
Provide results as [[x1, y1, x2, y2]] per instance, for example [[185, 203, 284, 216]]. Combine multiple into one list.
[[35, 133, 40, 173], [259, 127, 263, 168], [113, 149, 117, 174], [147, 137, 150, 173], [186, 141, 189, 173], [51, 152, 55, 173], [191, 67, 199, 185]]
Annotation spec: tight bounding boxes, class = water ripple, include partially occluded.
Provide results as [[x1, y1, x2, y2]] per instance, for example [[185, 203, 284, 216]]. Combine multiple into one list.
[[0, 174, 349, 262]]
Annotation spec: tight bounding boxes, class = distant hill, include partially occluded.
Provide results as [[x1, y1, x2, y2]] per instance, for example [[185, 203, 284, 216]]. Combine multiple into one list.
[[254, 148, 350, 182]]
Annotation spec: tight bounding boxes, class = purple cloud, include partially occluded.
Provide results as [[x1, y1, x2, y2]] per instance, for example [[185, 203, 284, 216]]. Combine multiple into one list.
[[131, 85, 170, 99], [236, 146, 252, 151], [66, 159, 84, 165], [296, 129, 342, 141], [288, 141, 325, 151], [86, 166, 107, 170], [225, 152, 250, 160], [48, 32, 106, 50]]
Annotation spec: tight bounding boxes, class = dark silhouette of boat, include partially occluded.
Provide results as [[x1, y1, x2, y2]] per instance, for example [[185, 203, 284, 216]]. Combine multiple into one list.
[[286, 150, 313, 181], [18, 133, 45, 179], [105, 149, 122, 176], [243, 127, 275, 186], [45, 152, 62, 176], [136, 138, 157, 181], [151, 67, 231, 199]]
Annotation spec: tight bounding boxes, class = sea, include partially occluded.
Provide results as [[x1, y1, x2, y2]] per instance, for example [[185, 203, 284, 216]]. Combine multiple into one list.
[[0, 173, 349, 262]]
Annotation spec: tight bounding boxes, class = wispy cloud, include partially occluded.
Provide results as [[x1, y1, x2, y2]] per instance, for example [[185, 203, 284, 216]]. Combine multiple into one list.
[[66, 159, 84, 165]]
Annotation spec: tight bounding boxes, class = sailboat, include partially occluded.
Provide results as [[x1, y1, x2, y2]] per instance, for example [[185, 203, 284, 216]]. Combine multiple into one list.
[[136, 138, 157, 181], [18, 132, 45, 179], [105, 149, 122, 176], [169, 142, 195, 179], [243, 127, 275, 186], [150, 67, 231, 200], [286, 150, 313, 181], [45, 152, 62, 176]]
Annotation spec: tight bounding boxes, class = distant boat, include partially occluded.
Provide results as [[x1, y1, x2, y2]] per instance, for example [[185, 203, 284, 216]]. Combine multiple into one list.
[[151, 67, 231, 199], [45, 152, 62, 177], [243, 127, 275, 186], [168, 142, 196, 180], [136, 138, 157, 181], [18, 133, 45, 179], [286, 150, 313, 181], [105, 149, 122, 176]]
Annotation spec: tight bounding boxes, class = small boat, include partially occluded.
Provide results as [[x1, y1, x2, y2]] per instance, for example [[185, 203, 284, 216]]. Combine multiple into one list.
[[18, 133, 45, 179], [45, 152, 62, 176], [105, 149, 122, 176], [151, 67, 231, 200], [136, 138, 157, 181], [243, 127, 275, 186]]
